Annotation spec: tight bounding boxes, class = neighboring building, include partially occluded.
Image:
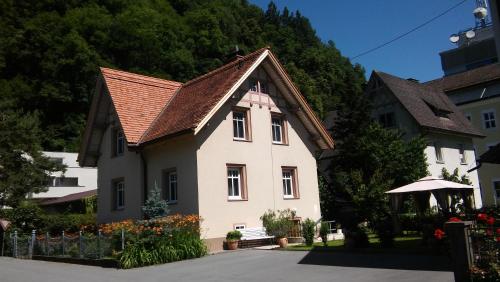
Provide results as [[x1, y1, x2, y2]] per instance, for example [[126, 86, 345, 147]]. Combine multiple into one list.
[[78, 48, 333, 251], [422, 1, 500, 206], [31, 152, 97, 201], [426, 65, 500, 206], [366, 71, 484, 208]]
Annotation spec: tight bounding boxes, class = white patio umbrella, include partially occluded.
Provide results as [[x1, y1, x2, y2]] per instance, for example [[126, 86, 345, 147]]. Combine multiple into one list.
[[385, 176, 474, 194], [386, 176, 475, 214]]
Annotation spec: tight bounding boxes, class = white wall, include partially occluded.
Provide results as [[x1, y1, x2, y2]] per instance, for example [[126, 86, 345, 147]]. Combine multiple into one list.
[[32, 152, 97, 199], [195, 67, 322, 239]]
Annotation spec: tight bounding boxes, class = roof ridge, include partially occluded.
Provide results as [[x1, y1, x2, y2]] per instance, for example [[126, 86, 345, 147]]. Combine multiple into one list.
[[100, 67, 182, 88], [182, 47, 269, 87], [137, 86, 184, 144]]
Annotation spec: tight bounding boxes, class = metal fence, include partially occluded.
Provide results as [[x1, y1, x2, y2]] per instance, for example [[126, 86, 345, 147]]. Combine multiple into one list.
[[467, 224, 500, 271], [2, 230, 125, 259]]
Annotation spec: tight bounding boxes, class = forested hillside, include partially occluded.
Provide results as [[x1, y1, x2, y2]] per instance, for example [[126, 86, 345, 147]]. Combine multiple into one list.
[[0, 0, 365, 151]]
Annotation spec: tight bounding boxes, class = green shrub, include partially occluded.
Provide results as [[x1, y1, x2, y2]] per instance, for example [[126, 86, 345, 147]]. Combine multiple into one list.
[[260, 209, 294, 239], [3, 201, 45, 233], [42, 213, 96, 235], [319, 222, 329, 246], [119, 230, 207, 269], [301, 218, 316, 246], [226, 230, 242, 241]]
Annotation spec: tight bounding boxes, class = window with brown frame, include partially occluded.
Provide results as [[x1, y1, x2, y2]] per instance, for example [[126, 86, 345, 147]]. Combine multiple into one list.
[[232, 108, 251, 141], [282, 167, 299, 199], [271, 113, 288, 144], [227, 164, 247, 201]]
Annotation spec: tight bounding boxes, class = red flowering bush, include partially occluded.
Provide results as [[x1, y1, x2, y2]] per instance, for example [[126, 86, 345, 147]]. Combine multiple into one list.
[[448, 217, 461, 222], [434, 228, 445, 240]]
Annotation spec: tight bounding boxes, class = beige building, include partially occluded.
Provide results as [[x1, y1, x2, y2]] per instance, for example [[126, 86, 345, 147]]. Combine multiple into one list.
[[426, 65, 500, 206], [78, 48, 333, 250], [367, 71, 484, 208]]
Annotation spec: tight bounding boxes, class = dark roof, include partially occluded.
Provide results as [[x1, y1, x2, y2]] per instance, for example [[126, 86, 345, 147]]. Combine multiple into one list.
[[425, 63, 500, 92], [480, 143, 500, 164], [40, 190, 97, 206], [374, 71, 484, 137]]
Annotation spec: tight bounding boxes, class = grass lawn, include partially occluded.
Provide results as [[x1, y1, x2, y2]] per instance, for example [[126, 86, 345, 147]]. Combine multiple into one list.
[[286, 234, 436, 255]]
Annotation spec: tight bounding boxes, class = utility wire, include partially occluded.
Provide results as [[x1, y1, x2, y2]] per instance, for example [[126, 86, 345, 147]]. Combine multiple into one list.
[[350, 0, 469, 61]]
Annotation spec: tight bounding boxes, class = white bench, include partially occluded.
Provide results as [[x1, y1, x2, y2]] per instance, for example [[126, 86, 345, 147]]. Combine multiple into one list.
[[239, 227, 274, 240]]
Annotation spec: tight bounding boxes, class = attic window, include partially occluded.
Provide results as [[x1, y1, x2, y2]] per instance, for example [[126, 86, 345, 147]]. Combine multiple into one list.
[[425, 102, 451, 119]]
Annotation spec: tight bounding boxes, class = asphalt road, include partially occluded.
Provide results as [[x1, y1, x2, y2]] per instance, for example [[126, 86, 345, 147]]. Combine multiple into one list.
[[0, 250, 454, 282]]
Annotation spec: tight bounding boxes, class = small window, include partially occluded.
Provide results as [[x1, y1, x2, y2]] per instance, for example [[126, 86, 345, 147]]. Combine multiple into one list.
[[113, 129, 125, 156], [458, 144, 467, 164], [168, 171, 177, 203], [482, 110, 496, 129], [434, 142, 444, 163], [54, 177, 79, 187], [259, 82, 269, 94], [282, 167, 299, 199], [227, 165, 247, 201], [271, 114, 287, 144], [234, 224, 246, 230], [249, 79, 258, 92], [233, 109, 251, 141], [49, 157, 63, 165], [494, 181, 500, 199], [465, 113, 471, 122], [114, 180, 125, 210], [378, 112, 396, 128]]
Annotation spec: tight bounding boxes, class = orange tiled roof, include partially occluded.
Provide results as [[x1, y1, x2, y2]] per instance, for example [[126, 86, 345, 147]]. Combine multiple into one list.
[[100, 68, 182, 144], [141, 48, 267, 143]]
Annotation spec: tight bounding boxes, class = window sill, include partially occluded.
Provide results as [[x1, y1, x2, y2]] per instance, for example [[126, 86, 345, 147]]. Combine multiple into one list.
[[460, 162, 468, 165], [283, 197, 300, 200], [228, 198, 247, 202], [114, 207, 125, 211], [167, 201, 178, 205], [436, 160, 445, 164], [272, 142, 288, 146], [233, 138, 252, 142]]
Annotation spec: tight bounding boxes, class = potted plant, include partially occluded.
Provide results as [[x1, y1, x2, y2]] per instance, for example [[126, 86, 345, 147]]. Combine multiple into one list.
[[226, 230, 242, 250], [261, 209, 294, 248]]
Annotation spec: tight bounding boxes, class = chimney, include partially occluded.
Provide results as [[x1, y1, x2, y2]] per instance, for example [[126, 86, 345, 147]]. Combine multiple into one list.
[[225, 45, 245, 63]]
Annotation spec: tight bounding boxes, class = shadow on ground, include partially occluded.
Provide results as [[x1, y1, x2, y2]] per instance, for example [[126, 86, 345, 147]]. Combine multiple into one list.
[[298, 250, 453, 272]]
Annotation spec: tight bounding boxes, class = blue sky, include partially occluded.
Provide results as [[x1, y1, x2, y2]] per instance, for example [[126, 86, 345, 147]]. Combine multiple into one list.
[[250, 0, 482, 82]]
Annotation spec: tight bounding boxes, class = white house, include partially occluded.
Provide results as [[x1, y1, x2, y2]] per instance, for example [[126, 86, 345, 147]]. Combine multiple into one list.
[[366, 71, 484, 208], [78, 48, 334, 251], [31, 151, 97, 200]]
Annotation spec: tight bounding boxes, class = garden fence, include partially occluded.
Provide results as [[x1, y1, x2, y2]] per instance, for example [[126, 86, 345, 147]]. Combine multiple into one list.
[[1, 229, 126, 260]]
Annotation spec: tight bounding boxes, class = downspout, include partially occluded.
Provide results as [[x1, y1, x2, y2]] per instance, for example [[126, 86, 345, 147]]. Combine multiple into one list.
[[140, 151, 148, 218]]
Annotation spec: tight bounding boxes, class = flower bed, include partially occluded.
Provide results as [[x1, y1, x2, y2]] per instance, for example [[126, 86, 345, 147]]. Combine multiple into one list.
[[100, 214, 207, 269]]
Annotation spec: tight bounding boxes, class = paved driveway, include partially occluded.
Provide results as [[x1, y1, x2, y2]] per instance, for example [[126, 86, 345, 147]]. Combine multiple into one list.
[[0, 250, 453, 282]]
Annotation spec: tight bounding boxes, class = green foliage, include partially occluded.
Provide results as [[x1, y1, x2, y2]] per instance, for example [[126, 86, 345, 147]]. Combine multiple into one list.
[[324, 86, 428, 247], [301, 218, 316, 246], [319, 222, 329, 246], [41, 213, 96, 235], [83, 195, 97, 214], [119, 230, 207, 269], [142, 182, 169, 219], [0, 201, 45, 233], [260, 209, 294, 239], [0, 110, 64, 207], [0, 0, 364, 151], [440, 167, 472, 185], [226, 230, 242, 241]]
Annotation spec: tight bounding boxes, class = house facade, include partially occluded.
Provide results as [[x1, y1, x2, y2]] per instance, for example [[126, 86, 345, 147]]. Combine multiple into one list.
[[31, 151, 97, 200], [367, 71, 484, 208], [426, 64, 500, 206], [78, 48, 333, 250]]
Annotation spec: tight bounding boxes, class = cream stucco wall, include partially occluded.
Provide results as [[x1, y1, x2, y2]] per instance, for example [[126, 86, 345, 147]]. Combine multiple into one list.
[[96, 115, 144, 223], [143, 135, 199, 215], [459, 97, 500, 206], [195, 67, 322, 239]]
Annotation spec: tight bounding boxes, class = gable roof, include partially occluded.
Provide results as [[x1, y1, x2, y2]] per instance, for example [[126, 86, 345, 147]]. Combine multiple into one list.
[[100, 68, 182, 144], [141, 48, 268, 143], [425, 63, 500, 92], [373, 71, 483, 137], [79, 48, 333, 166]]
